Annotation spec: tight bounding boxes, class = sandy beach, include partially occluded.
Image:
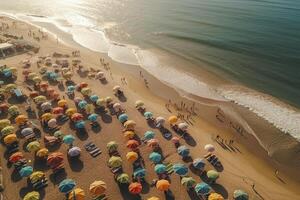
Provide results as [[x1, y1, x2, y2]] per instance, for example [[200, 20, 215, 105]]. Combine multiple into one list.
[[0, 16, 300, 200]]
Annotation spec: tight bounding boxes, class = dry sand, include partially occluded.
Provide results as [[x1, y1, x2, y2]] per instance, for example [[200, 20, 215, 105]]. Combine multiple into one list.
[[0, 16, 300, 200]]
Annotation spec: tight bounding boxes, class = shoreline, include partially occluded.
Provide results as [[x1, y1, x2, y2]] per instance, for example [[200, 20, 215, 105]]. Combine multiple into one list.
[[1, 16, 300, 199]]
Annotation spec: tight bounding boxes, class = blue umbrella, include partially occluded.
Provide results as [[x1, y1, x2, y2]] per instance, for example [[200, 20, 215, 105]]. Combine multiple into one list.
[[194, 182, 211, 195], [154, 164, 166, 174], [49, 72, 58, 80], [133, 168, 146, 179], [144, 131, 155, 140], [19, 166, 33, 177], [90, 95, 99, 102], [193, 158, 206, 170], [149, 152, 162, 164], [67, 85, 75, 92], [63, 134, 75, 145], [173, 163, 188, 176], [144, 111, 153, 119], [88, 113, 98, 122], [3, 68, 12, 77], [118, 113, 128, 123], [177, 145, 190, 157], [59, 179, 76, 193], [78, 100, 88, 109], [75, 120, 85, 129]]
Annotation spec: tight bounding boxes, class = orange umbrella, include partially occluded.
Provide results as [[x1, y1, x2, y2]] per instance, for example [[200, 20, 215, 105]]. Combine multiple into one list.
[[51, 92, 60, 100], [126, 140, 139, 149], [89, 180, 107, 197], [156, 179, 170, 191], [47, 152, 64, 166], [168, 115, 178, 125], [126, 151, 139, 163], [0, 103, 9, 110], [71, 113, 83, 122], [79, 82, 88, 88], [4, 134, 17, 145], [128, 182, 142, 194], [68, 188, 85, 200], [15, 115, 28, 125], [9, 152, 24, 163]]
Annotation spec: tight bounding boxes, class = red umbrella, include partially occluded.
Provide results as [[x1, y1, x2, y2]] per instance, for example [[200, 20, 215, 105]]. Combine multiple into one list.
[[40, 82, 49, 88], [128, 182, 142, 194], [71, 113, 83, 122], [29, 91, 39, 98], [126, 140, 140, 150], [9, 152, 24, 163], [52, 107, 64, 115], [79, 82, 88, 89], [0, 103, 9, 110], [47, 152, 64, 167]]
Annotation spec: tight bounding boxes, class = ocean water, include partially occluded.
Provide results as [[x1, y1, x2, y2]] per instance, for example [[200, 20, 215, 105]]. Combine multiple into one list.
[[1, 0, 300, 138]]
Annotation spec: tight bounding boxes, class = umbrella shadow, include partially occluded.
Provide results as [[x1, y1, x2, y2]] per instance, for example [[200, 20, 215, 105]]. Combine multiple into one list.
[[11, 168, 22, 182], [187, 189, 201, 200], [33, 158, 50, 171], [19, 185, 46, 199], [46, 142, 62, 152], [117, 95, 127, 103], [91, 123, 102, 133], [188, 164, 202, 176], [49, 169, 67, 185], [164, 190, 175, 200], [159, 127, 172, 140], [117, 183, 142, 200], [75, 128, 89, 141], [99, 79, 108, 85], [183, 134, 197, 147], [182, 156, 193, 163], [100, 113, 112, 124], [211, 183, 228, 199], [141, 181, 150, 194], [146, 120, 156, 128], [7, 96, 26, 105], [58, 83, 65, 91], [67, 157, 84, 172]]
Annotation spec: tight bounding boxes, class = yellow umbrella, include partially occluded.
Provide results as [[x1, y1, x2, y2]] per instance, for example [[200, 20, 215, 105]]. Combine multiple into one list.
[[135, 100, 144, 108], [105, 96, 113, 103], [126, 151, 138, 163], [124, 131, 135, 140], [68, 188, 85, 200], [85, 104, 93, 114], [148, 197, 160, 200], [81, 87, 92, 96], [5, 84, 17, 93], [124, 120, 136, 129], [108, 156, 123, 168], [65, 108, 76, 116], [9, 67, 17, 74], [208, 193, 224, 200], [89, 180, 107, 197], [23, 191, 40, 200], [0, 119, 11, 130], [27, 141, 41, 152], [96, 98, 105, 106], [168, 115, 178, 125], [30, 171, 45, 183], [63, 71, 73, 79], [58, 99, 68, 107], [4, 134, 17, 145], [36, 148, 49, 158], [33, 76, 42, 83], [15, 114, 28, 125], [34, 95, 47, 104], [28, 72, 38, 80], [41, 113, 53, 121]]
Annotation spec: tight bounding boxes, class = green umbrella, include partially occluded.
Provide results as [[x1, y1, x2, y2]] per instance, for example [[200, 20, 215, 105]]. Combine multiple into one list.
[[106, 141, 118, 152], [8, 105, 20, 116], [181, 176, 196, 188], [207, 170, 219, 181], [54, 130, 64, 139], [117, 173, 130, 184], [26, 141, 41, 152], [108, 156, 122, 168], [233, 190, 249, 200], [1, 125, 15, 136], [63, 134, 75, 145]]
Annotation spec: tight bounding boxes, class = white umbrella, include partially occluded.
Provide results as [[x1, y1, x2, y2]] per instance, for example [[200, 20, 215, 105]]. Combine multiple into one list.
[[68, 146, 81, 157], [156, 116, 165, 125], [113, 85, 121, 92], [178, 122, 189, 131], [204, 144, 215, 152], [113, 103, 122, 111], [48, 118, 57, 128], [41, 102, 52, 112], [96, 71, 105, 79]]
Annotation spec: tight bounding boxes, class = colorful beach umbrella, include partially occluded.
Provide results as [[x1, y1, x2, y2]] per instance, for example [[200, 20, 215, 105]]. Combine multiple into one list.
[[57, 99, 68, 107], [123, 130, 135, 140], [90, 94, 99, 102], [75, 121, 85, 129], [47, 118, 57, 128], [126, 140, 139, 149], [181, 177, 196, 188], [89, 181, 107, 197], [193, 158, 206, 170], [149, 152, 162, 164], [124, 120, 136, 129], [9, 152, 24, 163], [133, 168, 146, 179], [21, 127, 33, 137], [108, 156, 122, 168], [41, 112, 53, 121], [88, 113, 98, 122], [8, 105, 20, 116], [23, 191, 40, 200], [204, 144, 215, 152], [54, 130, 64, 139], [178, 122, 188, 131], [52, 107, 64, 115], [26, 141, 41, 152], [155, 116, 165, 126], [154, 164, 166, 174], [67, 85, 76, 92], [106, 141, 118, 153], [68, 146, 81, 157], [19, 166, 33, 177], [156, 179, 170, 191], [0, 119, 10, 130], [116, 173, 130, 184], [126, 151, 139, 163], [65, 108, 76, 116], [118, 113, 128, 123], [233, 190, 249, 200], [147, 138, 159, 148], [195, 182, 211, 195], [15, 115, 28, 125], [4, 134, 17, 145], [207, 170, 219, 181], [168, 115, 178, 125], [68, 188, 85, 200], [144, 111, 153, 119], [128, 182, 142, 194], [177, 145, 190, 157], [135, 100, 144, 108], [81, 87, 92, 96], [47, 152, 64, 167], [208, 193, 224, 200], [96, 98, 105, 106], [78, 100, 88, 109], [71, 113, 83, 121], [1, 126, 15, 136], [59, 179, 76, 194], [144, 130, 155, 140], [30, 171, 45, 183], [63, 134, 75, 145], [171, 136, 180, 144], [36, 148, 49, 158], [173, 163, 188, 176], [148, 197, 160, 200]]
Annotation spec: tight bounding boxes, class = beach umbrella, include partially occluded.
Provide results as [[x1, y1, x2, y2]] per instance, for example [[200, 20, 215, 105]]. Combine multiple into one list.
[[113, 102, 122, 111], [9, 152, 24, 163], [144, 130, 155, 140], [124, 130, 135, 140], [177, 145, 190, 157], [68, 146, 81, 157], [173, 163, 188, 176], [28, 72, 38, 80], [233, 190, 249, 200], [0, 88, 5, 95], [63, 134, 75, 145], [116, 173, 130, 184], [34, 95, 47, 104], [58, 99, 68, 107], [88, 113, 98, 122], [81, 87, 92, 96], [67, 85, 76, 92], [19, 166, 33, 177], [41, 101, 52, 111], [54, 130, 64, 139], [126, 151, 139, 163], [108, 156, 122, 168], [181, 177, 196, 188], [3, 68, 12, 77], [195, 182, 211, 195], [79, 82, 88, 88], [204, 144, 215, 152], [52, 107, 64, 115], [154, 164, 166, 174], [124, 120, 136, 130], [193, 158, 206, 170], [118, 113, 128, 123], [155, 116, 165, 126], [21, 127, 33, 137], [27, 141, 41, 152], [144, 111, 153, 119], [46, 87, 55, 94], [1, 126, 15, 136], [106, 141, 118, 153], [15, 115, 28, 125], [90, 94, 99, 102], [0, 119, 11, 130], [23, 191, 40, 200], [148, 197, 160, 200], [3, 134, 17, 145], [149, 152, 162, 164], [47, 152, 64, 167], [0, 103, 9, 111], [75, 121, 85, 129], [105, 96, 113, 103], [156, 179, 170, 191], [9, 67, 17, 73], [135, 100, 144, 108], [71, 113, 83, 121], [168, 115, 178, 125], [96, 98, 105, 106], [5, 84, 17, 93], [52, 63, 59, 68], [63, 71, 73, 79], [113, 85, 121, 92], [33, 76, 42, 83], [29, 91, 39, 98], [78, 100, 88, 109], [85, 104, 94, 114], [133, 168, 146, 179], [30, 171, 45, 183], [207, 170, 219, 181], [59, 179, 76, 194], [147, 139, 159, 148], [36, 148, 49, 158], [126, 140, 139, 149], [8, 105, 20, 116], [208, 193, 224, 200], [65, 108, 76, 116], [128, 182, 142, 194], [47, 118, 57, 128], [171, 136, 180, 144], [41, 113, 53, 121], [89, 181, 107, 197], [96, 71, 105, 78], [178, 122, 188, 131]]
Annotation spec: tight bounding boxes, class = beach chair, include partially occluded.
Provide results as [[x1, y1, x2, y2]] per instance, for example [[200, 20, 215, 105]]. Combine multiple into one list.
[[111, 167, 122, 175], [94, 194, 108, 200], [165, 163, 174, 175], [85, 142, 102, 157]]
